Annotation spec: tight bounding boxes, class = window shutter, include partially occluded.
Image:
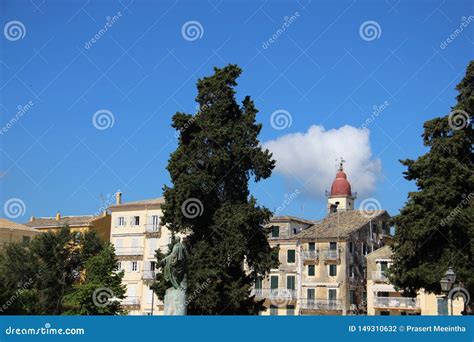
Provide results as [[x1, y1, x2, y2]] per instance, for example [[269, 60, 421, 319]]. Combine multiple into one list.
[[136, 261, 140, 272]]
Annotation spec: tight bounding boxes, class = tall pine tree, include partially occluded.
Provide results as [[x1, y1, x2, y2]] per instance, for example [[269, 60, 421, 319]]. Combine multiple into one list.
[[390, 61, 473, 309], [158, 65, 278, 314]]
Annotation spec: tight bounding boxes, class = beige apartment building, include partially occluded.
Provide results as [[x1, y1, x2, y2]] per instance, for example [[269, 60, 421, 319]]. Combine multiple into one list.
[[0, 218, 41, 249], [108, 193, 172, 315], [253, 163, 391, 315], [366, 245, 463, 315]]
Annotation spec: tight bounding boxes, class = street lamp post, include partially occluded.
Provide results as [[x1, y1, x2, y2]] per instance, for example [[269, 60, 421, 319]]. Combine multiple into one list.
[[439, 267, 456, 315], [438, 267, 471, 315]]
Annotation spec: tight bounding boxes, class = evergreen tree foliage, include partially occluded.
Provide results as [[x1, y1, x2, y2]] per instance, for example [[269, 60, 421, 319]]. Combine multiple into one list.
[[390, 61, 473, 308], [63, 244, 126, 315], [156, 65, 279, 314]]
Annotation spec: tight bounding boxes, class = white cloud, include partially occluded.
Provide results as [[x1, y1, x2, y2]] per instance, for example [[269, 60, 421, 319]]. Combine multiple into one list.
[[263, 125, 381, 198]]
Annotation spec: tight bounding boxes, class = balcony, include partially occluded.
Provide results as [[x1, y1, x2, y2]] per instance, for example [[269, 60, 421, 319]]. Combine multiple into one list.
[[323, 249, 340, 262], [115, 247, 144, 256], [121, 296, 140, 306], [145, 224, 161, 234], [142, 270, 155, 281], [301, 250, 318, 261], [300, 299, 342, 310], [373, 296, 419, 309], [251, 288, 297, 300], [372, 271, 389, 283]]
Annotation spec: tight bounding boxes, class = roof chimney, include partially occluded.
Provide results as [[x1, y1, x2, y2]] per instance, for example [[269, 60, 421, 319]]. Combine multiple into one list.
[[115, 192, 122, 205], [55, 211, 61, 221], [30, 216, 35, 222]]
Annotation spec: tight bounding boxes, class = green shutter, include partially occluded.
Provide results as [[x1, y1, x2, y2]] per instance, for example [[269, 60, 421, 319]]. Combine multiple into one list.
[[287, 249, 295, 263], [270, 276, 278, 289]]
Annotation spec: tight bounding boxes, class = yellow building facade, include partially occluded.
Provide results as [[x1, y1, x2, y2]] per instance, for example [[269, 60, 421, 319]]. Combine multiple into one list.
[[24, 212, 111, 242], [366, 245, 463, 315]]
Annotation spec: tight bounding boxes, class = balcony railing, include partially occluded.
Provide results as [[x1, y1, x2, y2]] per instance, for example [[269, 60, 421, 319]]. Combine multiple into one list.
[[323, 250, 339, 260], [142, 270, 155, 280], [251, 288, 297, 300], [373, 296, 419, 309], [300, 299, 342, 310], [145, 224, 161, 233], [372, 271, 389, 282], [301, 250, 318, 260], [121, 296, 140, 306], [115, 247, 144, 256]]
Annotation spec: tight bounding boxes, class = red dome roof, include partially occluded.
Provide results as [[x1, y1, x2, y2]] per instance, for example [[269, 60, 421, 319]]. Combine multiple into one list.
[[330, 170, 352, 197]]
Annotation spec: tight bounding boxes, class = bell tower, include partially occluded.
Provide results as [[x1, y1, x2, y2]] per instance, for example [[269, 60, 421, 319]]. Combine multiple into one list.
[[326, 158, 356, 213]]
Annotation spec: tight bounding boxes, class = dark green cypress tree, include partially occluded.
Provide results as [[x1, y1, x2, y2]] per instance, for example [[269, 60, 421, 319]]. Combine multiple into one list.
[[157, 65, 278, 314], [390, 61, 473, 308]]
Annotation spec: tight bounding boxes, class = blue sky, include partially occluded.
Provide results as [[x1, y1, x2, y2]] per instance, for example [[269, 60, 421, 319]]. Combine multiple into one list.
[[0, 0, 472, 223]]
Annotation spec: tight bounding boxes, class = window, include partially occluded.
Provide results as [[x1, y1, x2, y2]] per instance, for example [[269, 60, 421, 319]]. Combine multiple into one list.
[[271, 226, 279, 238], [328, 289, 337, 301], [308, 265, 315, 276], [270, 305, 278, 316], [132, 216, 140, 226], [362, 243, 367, 255], [329, 241, 337, 250], [348, 241, 353, 254], [349, 290, 356, 305], [270, 276, 278, 290], [329, 264, 337, 276], [255, 277, 262, 289], [131, 261, 138, 272], [150, 261, 156, 270], [152, 215, 160, 227], [287, 249, 295, 263], [380, 311, 390, 316], [380, 261, 388, 274], [349, 265, 355, 278], [117, 216, 125, 226], [287, 276, 295, 290], [308, 242, 315, 251], [362, 291, 367, 304], [292, 228, 297, 235], [307, 289, 315, 301], [286, 305, 295, 316], [117, 261, 122, 271]]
